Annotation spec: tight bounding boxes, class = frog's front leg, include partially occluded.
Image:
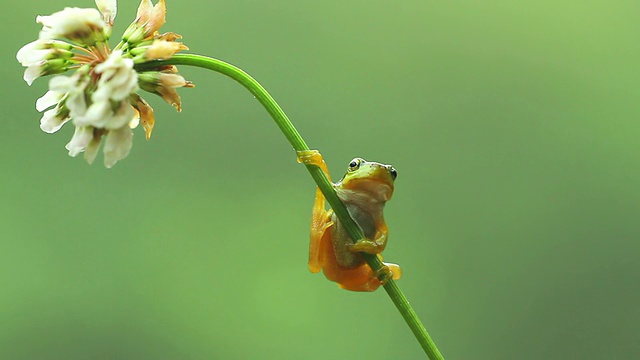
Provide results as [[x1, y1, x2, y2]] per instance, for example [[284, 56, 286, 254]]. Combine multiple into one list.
[[348, 224, 400, 285], [296, 149, 331, 181], [347, 222, 389, 254]]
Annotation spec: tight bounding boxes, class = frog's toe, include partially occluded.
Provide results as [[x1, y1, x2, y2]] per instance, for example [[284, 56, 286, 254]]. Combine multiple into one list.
[[347, 239, 383, 254], [296, 150, 324, 167], [372, 264, 394, 286], [386, 262, 402, 280]]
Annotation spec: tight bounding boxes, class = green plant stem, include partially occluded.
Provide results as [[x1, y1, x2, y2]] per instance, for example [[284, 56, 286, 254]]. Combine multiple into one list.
[[136, 54, 444, 359]]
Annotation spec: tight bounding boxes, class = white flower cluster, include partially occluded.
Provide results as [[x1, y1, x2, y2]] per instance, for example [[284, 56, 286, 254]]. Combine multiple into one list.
[[16, 0, 192, 168]]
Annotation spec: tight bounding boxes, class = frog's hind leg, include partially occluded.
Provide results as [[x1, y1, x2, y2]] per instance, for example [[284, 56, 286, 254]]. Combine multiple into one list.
[[297, 150, 334, 273], [308, 198, 333, 273], [375, 254, 402, 283], [385, 262, 402, 281], [332, 257, 402, 292], [331, 264, 382, 292]]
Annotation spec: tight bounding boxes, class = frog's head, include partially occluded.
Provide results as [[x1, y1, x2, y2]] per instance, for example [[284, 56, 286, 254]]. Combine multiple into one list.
[[337, 158, 397, 202]]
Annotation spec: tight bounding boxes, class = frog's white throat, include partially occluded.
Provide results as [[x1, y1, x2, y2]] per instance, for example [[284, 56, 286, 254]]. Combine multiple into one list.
[[335, 183, 393, 209]]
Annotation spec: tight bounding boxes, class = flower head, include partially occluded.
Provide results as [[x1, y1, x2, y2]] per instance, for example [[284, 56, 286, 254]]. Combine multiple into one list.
[[17, 0, 191, 168], [37, 7, 107, 45]]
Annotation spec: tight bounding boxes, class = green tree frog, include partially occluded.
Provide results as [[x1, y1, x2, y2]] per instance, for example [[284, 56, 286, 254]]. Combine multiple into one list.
[[297, 150, 402, 291]]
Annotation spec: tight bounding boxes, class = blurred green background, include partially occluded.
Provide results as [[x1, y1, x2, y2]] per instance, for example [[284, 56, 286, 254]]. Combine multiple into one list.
[[2, 0, 639, 359]]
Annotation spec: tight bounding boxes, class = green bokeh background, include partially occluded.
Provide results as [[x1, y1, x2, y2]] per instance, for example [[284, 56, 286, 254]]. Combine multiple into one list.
[[2, 1, 639, 359]]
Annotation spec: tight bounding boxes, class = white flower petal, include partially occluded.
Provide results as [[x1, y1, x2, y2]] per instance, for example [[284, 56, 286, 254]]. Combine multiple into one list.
[[129, 116, 140, 129], [84, 135, 102, 165], [65, 126, 94, 157], [93, 50, 127, 72], [23, 62, 45, 86], [95, 0, 117, 25], [40, 108, 70, 133], [17, 40, 42, 62], [107, 102, 135, 130], [91, 84, 112, 102], [66, 95, 88, 120], [36, 90, 65, 112], [21, 49, 54, 66], [103, 126, 133, 168], [75, 101, 133, 130], [17, 40, 51, 66], [76, 101, 110, 128], [103, 70, 138, 101], [62, 72, 90, 119], [93, 51, 138, 101], [48, 74, 74, 92], [37, 8, 106, 44], [66, 92, 88, 119]]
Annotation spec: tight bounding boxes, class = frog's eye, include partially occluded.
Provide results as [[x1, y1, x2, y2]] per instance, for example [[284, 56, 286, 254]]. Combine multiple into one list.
[[389, 167, 398, 180], [348, 158, 362, 172]]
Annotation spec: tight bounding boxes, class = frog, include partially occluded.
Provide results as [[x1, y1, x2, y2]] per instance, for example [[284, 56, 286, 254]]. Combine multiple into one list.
[[297, 150, 401, 291]]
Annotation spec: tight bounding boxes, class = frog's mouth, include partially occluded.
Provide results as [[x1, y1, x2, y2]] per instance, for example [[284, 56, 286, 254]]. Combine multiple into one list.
[[341, 177, 394, 202], [360, 165, 396, 181]]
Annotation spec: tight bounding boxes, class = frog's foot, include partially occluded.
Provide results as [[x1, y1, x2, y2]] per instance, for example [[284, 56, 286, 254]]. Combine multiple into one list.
[[347, 238, 384, 254], [385, 262, 402, 281], [311, 213, 334, 239], [296, 150, 324, 167], [372, 260, 402, 285], [372, 264, 394, 285]]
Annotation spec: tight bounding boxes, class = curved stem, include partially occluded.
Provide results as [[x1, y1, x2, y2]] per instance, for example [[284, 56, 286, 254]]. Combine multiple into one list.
[[136, 54, 444, 359]]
